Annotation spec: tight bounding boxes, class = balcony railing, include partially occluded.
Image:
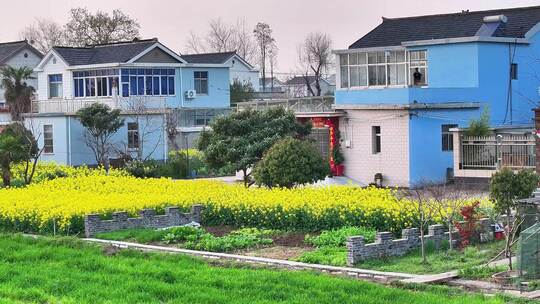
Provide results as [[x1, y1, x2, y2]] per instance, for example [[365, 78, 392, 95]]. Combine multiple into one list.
[[31, 96, 167, 114], [236, 96, 334, 114], [459, 134, 535, 171]]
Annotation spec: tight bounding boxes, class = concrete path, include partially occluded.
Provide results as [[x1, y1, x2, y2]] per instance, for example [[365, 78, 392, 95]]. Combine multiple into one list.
[[401, 271, 458, 284], [83, 238, 415, 283]]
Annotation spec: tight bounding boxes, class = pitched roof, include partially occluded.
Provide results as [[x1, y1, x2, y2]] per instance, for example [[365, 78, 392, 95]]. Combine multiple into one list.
[[180, 51, 237, 64], [349, 5, 540, 49], [52, 38, 159, 65], [0, 40, 43, 64]]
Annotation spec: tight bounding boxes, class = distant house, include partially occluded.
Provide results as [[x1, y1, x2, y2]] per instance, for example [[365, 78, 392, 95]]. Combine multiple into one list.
[[181, 51, 259, 91], [25, 38, 231, 165], [334, 5, 540, 187], [284, 76, 335, 98], [0, 40, 43, 124], [259, 77, 285, 93]]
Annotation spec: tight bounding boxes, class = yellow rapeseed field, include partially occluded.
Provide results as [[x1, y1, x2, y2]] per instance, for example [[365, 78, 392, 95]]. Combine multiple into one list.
[[0, 173, 490, 234]]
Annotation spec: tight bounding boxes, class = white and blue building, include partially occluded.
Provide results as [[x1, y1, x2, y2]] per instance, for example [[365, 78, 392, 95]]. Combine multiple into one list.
[[24, 38, 232, 165], [334, 6, 540, 187]]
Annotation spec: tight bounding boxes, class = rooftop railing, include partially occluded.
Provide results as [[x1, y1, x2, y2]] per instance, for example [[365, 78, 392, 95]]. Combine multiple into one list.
[[30, 96, 167, 114], [235, 96, 334, 113]]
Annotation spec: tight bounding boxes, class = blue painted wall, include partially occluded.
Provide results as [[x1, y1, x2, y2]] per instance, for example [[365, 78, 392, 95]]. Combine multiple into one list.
[[336, 37, 540, 126], [179, 67, 230, 109], [408, 107, 480, 186], [69, 114, 167, 166], [336, 33, 540, 186]]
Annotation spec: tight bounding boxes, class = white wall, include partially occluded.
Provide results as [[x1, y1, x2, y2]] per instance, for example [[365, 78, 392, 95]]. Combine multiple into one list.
[[339, 109, 410, 187], [37, 54, 72, 101], [226, 57, 259, 91]]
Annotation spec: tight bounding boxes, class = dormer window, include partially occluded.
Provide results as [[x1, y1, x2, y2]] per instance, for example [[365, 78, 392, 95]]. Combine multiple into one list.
[[339, 50, 427, 89]]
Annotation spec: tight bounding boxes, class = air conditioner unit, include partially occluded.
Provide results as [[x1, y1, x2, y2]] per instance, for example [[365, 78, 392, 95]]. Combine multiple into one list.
[[185, 90, 197, 99]]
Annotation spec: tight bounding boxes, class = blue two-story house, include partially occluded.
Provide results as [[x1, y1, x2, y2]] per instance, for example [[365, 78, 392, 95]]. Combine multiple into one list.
[[334, 6, 540, 187], [24, 38, 231, 165]]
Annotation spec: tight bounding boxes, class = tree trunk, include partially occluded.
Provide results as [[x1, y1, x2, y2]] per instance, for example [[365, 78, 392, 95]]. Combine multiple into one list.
[[448, 218, 454, 251], [242, 168, 248, 188], [1, 163, 11, 187], [506, 209, 512, 270], [420, 224, 426, 264]]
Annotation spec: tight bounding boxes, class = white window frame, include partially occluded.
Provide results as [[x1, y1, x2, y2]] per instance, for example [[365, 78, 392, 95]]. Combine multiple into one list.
[[339, 49, 428, 90], [73, 69, 119, 99], [127, 122, 140, 150], [194, 71, 209, 95], [43, 124, 54, 154], [48, 74, 63, 99]]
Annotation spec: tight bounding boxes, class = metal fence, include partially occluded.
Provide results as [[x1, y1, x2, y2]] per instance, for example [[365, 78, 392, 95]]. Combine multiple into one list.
[[236, 96, 334, 113], [460, 134, 535, 170], [31, 96, 166, 114]]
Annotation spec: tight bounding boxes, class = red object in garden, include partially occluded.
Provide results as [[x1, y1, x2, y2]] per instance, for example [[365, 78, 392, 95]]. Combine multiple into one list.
[[454, 201, 481, 249], [494, 231, 505, 240], [335, 164, 344, 176]]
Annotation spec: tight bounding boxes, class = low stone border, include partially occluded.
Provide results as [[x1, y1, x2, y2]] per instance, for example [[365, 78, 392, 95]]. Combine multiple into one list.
[[83, 238, 416, 283], [84, 205, 203, 237]]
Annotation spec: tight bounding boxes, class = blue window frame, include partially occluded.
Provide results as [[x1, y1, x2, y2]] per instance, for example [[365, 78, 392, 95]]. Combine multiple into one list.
[[119, 68, 175, 97], [73, 69, 119, 97], [168, 77, 175, 95]]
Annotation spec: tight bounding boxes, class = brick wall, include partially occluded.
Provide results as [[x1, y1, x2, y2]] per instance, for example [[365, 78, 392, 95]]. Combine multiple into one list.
[[339, 109, 410, 187], [84, 205, 203, 237]]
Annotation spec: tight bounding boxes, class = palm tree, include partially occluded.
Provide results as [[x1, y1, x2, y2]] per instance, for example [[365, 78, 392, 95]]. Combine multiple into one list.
[[0, 66, 35, 121]]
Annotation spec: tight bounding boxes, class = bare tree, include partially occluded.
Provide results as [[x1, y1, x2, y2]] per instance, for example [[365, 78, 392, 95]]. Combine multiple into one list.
[[206, 18, 234, 52], [407, 182, 439, 264], [254, 22, 274, 92], [423, 183, 467, 251], [297, 32, 333, 96], [268, 41, 278, 93], [65, 8, 140, 46], [184, 18, 258, 64], [185, 31, 207, 54], [232, 19, 257, 64], [120, 96, 165, 161], [19, 18, 66, 53]]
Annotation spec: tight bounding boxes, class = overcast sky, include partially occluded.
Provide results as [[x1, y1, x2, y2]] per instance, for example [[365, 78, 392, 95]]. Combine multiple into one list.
[[1, 0, 539, 75]]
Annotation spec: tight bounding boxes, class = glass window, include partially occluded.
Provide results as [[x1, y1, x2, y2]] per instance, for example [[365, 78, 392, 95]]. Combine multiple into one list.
[[130, 76, 137, 96], [74, 69, 120, 97], [409, 50, 428, 86], [137, 76, 144, 95], [127, 122, 139, 150], [153, 77, 160, 95], [339, 50, 427, 88], [43, 125, 54, 153], [161, 76, 168, 95], [340, 66, 349, 88], [372, 126, 381, 154], [194, 71, 208, 95], [145, 77, 153, 95], [85, 78, 95, 96], [168, 77, 175, 95], [48, 74, 63, 98], [442, 124, 458, 151], [349, 66, 360, 87]]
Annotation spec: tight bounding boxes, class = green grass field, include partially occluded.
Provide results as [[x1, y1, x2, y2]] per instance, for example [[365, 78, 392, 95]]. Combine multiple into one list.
[[0, 234, 528, 304]]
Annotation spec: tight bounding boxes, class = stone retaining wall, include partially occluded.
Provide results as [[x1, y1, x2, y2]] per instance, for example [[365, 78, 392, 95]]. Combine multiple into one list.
[[346, 217, 501, 266], [84, 205, 203, 237]]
